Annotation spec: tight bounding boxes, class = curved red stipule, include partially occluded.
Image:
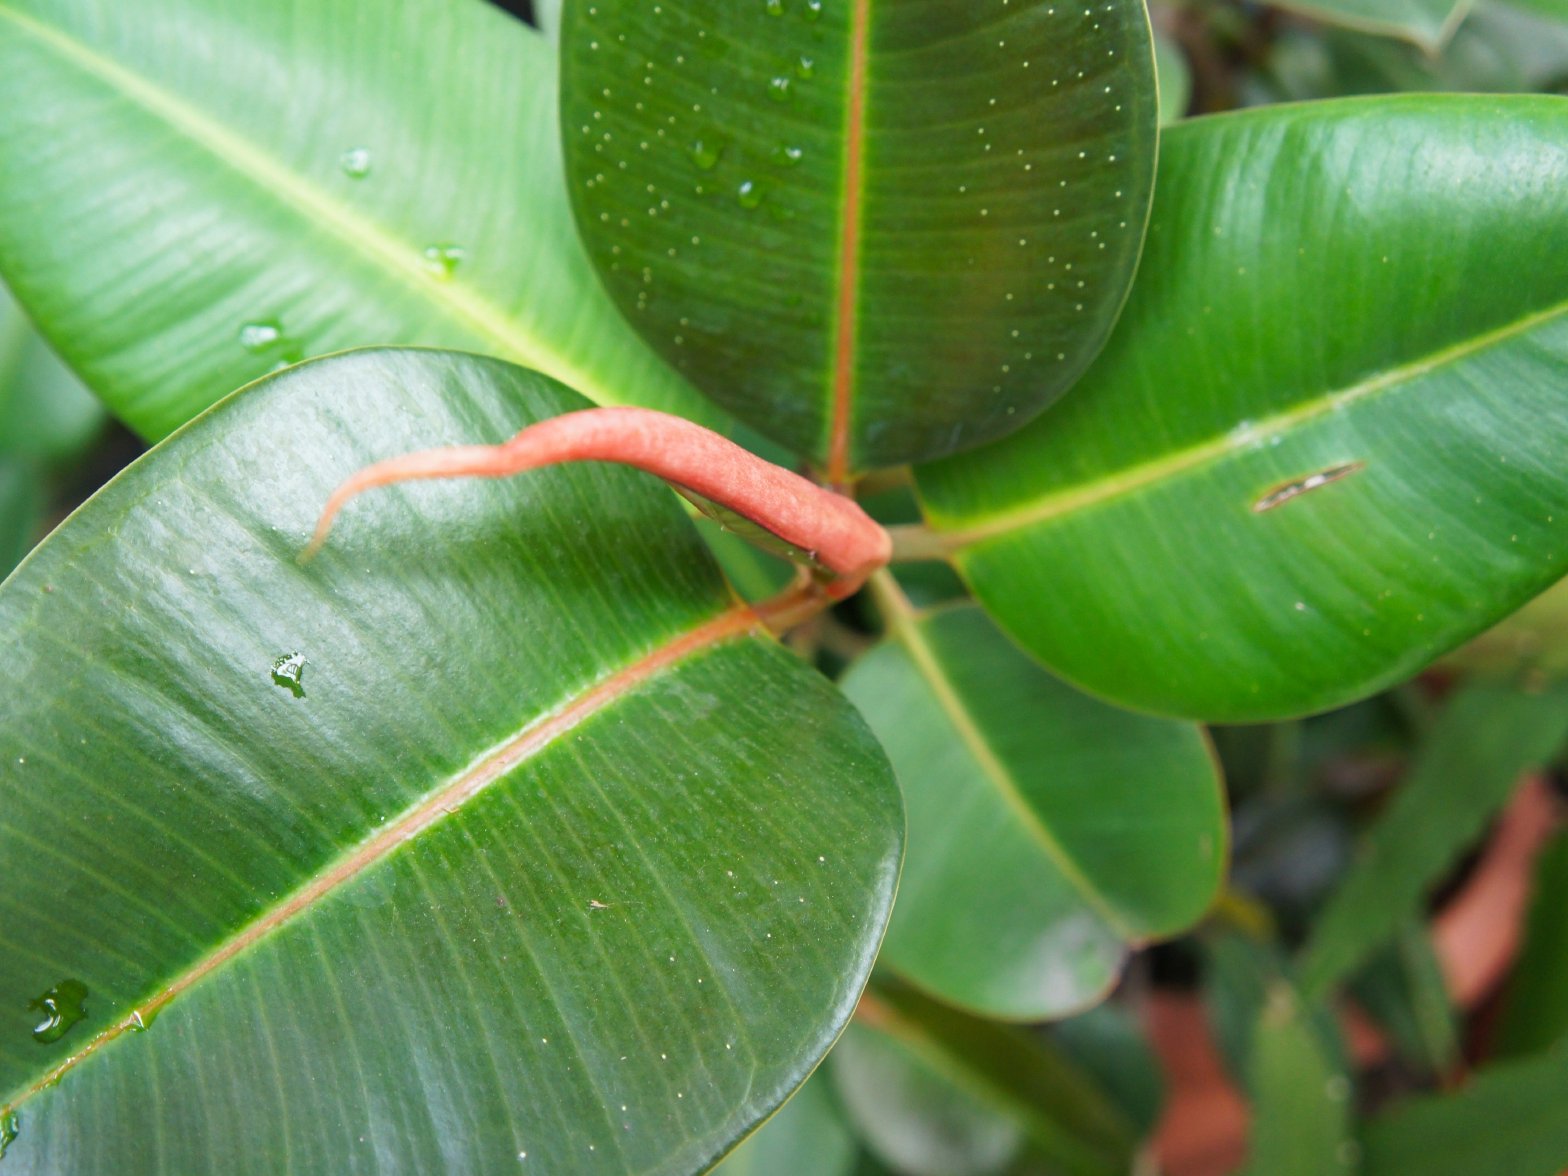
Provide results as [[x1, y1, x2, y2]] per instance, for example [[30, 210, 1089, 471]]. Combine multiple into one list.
[[305, 407, 892, 583]]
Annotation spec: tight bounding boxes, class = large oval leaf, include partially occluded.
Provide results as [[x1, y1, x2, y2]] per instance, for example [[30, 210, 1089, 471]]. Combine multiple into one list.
[[841, 599, 1224, 1019], [0, 0, 713, 440], [560, 0, 1158, 476], [0, 349, 902, 1172], [917, 95, 1568, 721]]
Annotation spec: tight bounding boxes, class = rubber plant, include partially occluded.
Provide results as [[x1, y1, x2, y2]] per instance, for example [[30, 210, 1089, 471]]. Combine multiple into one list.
[[0, 0, 1564, 1172]]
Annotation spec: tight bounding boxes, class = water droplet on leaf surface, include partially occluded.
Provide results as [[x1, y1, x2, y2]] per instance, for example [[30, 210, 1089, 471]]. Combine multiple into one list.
[[0, 1110, 16, 1159], [271, 652, 306, 699], [688, 139, 722, 170], [239, 321, 282, 352], [339, 147, 372, 178], [421, 244, 465, 280], [29, 979, 88, 1045]]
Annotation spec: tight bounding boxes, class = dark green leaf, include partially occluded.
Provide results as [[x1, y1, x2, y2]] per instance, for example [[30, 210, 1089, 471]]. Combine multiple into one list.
[[1260, 1, 1568, 100], [831, 980, 1136, 1176], [1049, 1004, 1165, 1138], [841, 598, 1224, 1019], [1241, 986, 1356, 1176], [0, 348, 902, 1172], [0, 456, 43, 577], [1267, 0, 1466, 52], [0, 283, 102, 459], [1203, 932, 1348, 1093], [1299, 684, 1568, 999], [917, 95, 1568, 721], [0, 0, 713, 440], [716, 1071, 859, 1176], [1360, 1048, 1568, 1176], [1495, 832, 1568, 1058], [560, 0, 1158, 473], [1348, 921, 1460, 1077]]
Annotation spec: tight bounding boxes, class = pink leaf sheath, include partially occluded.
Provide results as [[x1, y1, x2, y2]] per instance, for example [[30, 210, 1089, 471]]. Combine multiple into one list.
[[306, 407, 892, 585]]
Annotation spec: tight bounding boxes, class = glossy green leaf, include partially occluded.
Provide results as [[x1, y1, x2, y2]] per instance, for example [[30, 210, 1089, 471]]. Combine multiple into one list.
[[0, 0, 714, 441], [1495, 832, 1568, 1059], [1268, 0, 1467, 51], [560, 0, 1158, 473], [716, 1071, 859, 1176], [1298, 684, 1568, 999], [1360, 1048, 1568, 1176], [841, 600, 1224, 1019], [1241, 987, 1355, 1176], [0, 283, 102, 459], [831, 980, 1137, 1176], [917, 95, 1568, 722], [0, 349, 902, 1172]]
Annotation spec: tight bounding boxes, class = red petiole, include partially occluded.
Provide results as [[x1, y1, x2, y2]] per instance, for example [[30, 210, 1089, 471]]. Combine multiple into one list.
[[306, 406, 892, 607]]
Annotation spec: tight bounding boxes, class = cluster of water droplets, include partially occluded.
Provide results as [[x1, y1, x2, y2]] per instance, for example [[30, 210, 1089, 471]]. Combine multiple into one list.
[[944, 0, 1144, 399], [575, 0, 822, 327], [230, 143, 472, 375]]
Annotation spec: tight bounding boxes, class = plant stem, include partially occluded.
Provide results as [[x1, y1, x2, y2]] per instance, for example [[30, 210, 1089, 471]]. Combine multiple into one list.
[[885, 522, 955, 563]]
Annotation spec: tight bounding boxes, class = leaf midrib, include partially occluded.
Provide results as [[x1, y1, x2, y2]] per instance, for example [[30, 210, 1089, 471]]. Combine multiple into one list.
[[824, 0, 870, 484], [0, 602, 759, 1113], [888, 604, 1136, 938], [935, 297, 1568, 548], [0, 4, 611, 404]]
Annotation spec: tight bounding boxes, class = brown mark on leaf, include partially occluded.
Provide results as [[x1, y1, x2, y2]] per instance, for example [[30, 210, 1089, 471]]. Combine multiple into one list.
[[1251, 462, 1365, 514]]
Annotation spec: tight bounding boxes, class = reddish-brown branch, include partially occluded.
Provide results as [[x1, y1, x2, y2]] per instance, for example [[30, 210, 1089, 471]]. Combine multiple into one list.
[[306, 407, 891, 585]]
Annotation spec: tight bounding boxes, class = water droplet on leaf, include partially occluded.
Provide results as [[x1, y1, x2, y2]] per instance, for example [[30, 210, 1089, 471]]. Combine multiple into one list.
[[239, 321, 282, 352], [0, 1110, 17, 1159], [737, 181, 763, 209], [271, 652, 306, 699], [688, 139, 723, 171], [29, 979, 88, 1045], [339, 147, 372, 178], [421, 244, 465, 280]]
